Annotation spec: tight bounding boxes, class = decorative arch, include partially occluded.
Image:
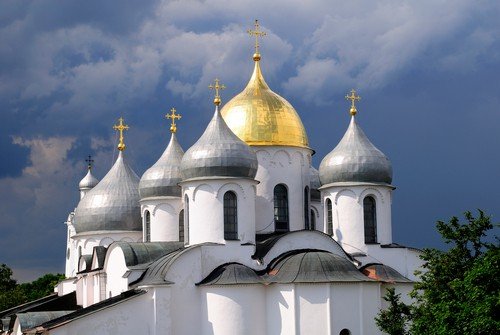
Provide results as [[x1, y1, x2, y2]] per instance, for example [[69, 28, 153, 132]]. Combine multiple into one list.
[[99, 237, 114, 247], [152, 202, 175, 216], [310, 205, 319, 218], [359, 187, 385, 204], [255, 149, 271, 163], [84, 238, 97, 249], [216, 182, 246, 200], [334, 189, 357, 205], [120, 237, 134, 242], [192, 183, 214, 201], [271, 149, 292, 165]]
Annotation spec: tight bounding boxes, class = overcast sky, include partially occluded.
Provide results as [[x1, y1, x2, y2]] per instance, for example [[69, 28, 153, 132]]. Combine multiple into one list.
[[1, 0, 499, 282]]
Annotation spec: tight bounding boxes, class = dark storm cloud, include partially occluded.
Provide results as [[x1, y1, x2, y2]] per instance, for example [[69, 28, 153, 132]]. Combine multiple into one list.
[[0, 0, 499, 281]]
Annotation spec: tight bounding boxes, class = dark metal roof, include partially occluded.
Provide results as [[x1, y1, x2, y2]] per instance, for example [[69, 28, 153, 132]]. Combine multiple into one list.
[[360, 263, 413, 283], [198, 249, 373, 286], [16, 311, 73, 332], [265, 250, 374, 283], [134, 248, 189, 286], [113, 241, 185, 267], [28, 289, 146, 334], [0, 292, 78, 333], [196, 263, 264, 286], [93, 246, 107, 268], [0, 292, 78, 320], [253, 230, 351, 261], [79, 255, 92, 273]]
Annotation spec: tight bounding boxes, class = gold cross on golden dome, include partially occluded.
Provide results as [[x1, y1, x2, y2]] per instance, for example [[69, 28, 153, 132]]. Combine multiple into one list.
[[209, 78, 226, 106], [166, 107, 182, 133], [113, 117, 129, 151], [85, 155, 94, 170], [345, 89, 361, 116], [247, 19, 266, 61]]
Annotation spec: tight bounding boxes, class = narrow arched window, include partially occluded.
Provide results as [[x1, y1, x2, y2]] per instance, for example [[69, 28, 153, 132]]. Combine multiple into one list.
[[304, 186, 310, 229], [144, 210, 151, 242], [78, 246, 82, 261], [179, 209, 184, 242], [184, 195, 190, 244], [310, 209, 316, 230], [327, 199, 333, 236], [223, 191, 238, 240], [274, 184, 289, 232], [364, 196, 377, 243]]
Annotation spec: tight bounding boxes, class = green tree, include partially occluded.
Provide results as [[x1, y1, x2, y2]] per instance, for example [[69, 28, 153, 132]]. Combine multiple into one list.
[[375, 287, 411, 335], [376, 210, 499, 335], [0, 264, 65, 311]]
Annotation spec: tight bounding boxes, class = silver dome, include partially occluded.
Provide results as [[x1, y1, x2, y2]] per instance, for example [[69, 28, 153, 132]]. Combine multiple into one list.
[[181, 106, 258, 180], [319, 116, 392, 185], [79, 169, 99, 190], [73, 151, 141, 233], [139, 133, 184, 199]]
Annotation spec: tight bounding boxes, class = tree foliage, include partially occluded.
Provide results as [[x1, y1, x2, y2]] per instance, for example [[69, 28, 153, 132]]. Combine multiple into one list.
[[376, 210, 499, 335], [0, 264, 64, 311], [375, 287, 411, 335]]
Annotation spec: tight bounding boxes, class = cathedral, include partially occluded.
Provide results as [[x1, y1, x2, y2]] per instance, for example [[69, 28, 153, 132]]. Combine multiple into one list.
[[1, 21, 422, 335]]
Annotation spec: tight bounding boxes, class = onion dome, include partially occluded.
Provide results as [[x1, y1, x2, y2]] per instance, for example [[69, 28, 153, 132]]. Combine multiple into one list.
[[79, 168, 99, 190], [220, 35, 308, 148], [181, 104, 258, 180], [74, 118, 141, 234], [73, 151, 141, 233], [139, 132, 184, 199], [319, 91, 392, 185]]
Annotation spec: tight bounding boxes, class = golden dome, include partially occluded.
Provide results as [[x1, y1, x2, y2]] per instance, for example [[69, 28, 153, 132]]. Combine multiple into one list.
[[220, 59, 309, 148]]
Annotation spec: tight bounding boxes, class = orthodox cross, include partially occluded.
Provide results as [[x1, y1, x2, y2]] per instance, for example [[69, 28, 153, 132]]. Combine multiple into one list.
[[113, 117, 129, 151], [85, 155, 94, 170], [247, 19, 266, 60], [345, 89, 361, 116], [209, 78, 226, 106], [166, 107, 182, 133]]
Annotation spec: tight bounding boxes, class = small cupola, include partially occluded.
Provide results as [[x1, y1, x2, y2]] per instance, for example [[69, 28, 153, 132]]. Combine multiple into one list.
[[78, 155, 99, 199], [139, 108, 184, 199], [319, 90, 392, 185], [181, 79, 258, 181]]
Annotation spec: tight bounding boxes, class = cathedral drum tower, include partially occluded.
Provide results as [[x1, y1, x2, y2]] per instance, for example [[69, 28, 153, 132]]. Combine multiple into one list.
[[221, 21, 313, 234], [139, 108, 185, 243], [319, 91, 394, 255]]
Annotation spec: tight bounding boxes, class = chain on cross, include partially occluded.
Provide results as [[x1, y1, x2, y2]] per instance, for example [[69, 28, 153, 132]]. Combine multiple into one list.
[[209, 78, 226, 106], [166, 107, 182, 133], [345, 89, 361, 116], [247, 19, 266, 60], [113, 117, 130, 151]]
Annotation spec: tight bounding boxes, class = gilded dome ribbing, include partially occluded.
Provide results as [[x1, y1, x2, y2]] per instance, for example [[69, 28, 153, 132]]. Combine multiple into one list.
[[220, 59, 309, 148]]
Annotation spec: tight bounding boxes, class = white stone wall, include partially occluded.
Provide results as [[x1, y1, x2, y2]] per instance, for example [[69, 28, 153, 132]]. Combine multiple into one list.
[[181, 178, 258, 246], [253, 146, 313, 233], [321, 184, 393, 254], [140, 197, 182, 242], [202, 285, 266, 335]]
